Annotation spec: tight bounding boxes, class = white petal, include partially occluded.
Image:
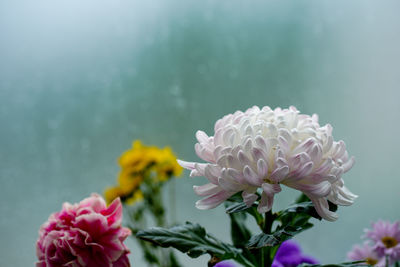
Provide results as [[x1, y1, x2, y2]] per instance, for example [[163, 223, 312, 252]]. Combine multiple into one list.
[[342, 156, 355, 173], [270, 166, 289, 182], [204, 165, 220, 184], [287, 181, 331, 198], [254, 135, 267, 150], [257, 183, 281, 214], [226, 168, 247, 184], [314, 158, 333, 175], [323, 135, 333, 154], [251, 147, 269, 163], [291, 161, 314, 178], [278, 128, 292, 144], [293, 138, 315, 155], [308, 196, 338, 221], [243, 165, 262, 186], [219, 169, 243, 192], [222, 128, 234, 146], [257, 159, 269, 178], [334, 141, 346, 159], [193, 183, 221, 196], [214, 128, 224, 145], [177, 160, 196, 170], [226, 154, 242, 170], [196, 130, 209, 143], [195, 143, 215, 162], [278, 136, 289, 153], [244, 138, 253, 156], [195, 191, 233, 209], [216, 154, 229, 167], [339, 185, 358, 201], [213, 145, 224, 160], [193, 163, 207, 176], [309, 144, 322, 164], [238, 151, 252, 167], [275, 157, 288, 169], [242, 191, 258, 206]]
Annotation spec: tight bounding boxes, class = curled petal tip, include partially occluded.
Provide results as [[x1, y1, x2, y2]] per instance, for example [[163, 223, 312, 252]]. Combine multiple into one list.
[[177, 160, 195, 170]]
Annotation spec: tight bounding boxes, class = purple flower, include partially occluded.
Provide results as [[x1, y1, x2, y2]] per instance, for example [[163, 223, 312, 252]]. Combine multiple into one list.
[[365, 220, 400, 263], [215, 260, 237, 267], [272, 240, 319, 267]]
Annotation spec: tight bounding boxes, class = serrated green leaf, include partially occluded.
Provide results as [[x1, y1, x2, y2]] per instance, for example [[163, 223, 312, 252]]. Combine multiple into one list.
[[137, 222, 254, 267], [278, 201, 321, 220], [137, 222, 225, 257], [246, 224, 313, 249]]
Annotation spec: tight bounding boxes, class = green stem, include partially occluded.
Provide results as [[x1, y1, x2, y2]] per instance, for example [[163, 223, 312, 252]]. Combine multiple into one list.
[[263, 211, 273, 234], [169, 179, 177, 224], [261, 211, 274, 267]]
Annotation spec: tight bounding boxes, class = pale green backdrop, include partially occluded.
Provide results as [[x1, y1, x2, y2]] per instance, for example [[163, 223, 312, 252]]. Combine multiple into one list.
[[1, 0, 400, 266]]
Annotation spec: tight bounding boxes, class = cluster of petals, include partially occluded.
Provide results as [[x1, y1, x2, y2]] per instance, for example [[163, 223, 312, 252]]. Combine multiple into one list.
[[366, 220, 400, 263], [36, 194, 131, 267], [178, 106, 356, 221], [348, 220, 400, 266], [348, 242, 382, 266]]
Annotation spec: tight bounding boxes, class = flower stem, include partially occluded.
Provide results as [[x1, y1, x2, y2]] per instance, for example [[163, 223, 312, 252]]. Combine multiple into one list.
[[261, 211, 274, 267]]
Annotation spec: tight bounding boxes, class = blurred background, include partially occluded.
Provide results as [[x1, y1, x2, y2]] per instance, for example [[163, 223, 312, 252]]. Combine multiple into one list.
[[1, 0, 400, 266]]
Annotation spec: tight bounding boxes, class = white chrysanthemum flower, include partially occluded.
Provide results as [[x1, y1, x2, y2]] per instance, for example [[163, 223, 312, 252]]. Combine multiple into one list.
[[178, 106, 357, 221]]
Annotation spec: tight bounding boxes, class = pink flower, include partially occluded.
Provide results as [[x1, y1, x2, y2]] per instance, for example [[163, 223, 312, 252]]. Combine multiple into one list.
[[347, 242, 383, 266], [36, 194, 131, 267], [365, 220, 400, 263]]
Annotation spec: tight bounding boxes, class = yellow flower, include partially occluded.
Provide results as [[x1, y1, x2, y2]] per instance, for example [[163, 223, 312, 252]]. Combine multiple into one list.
[[118, 173, 143, 194], [119, 140, 183, 182], [104, 140, 183, 203], [126, 190, 144, 205], [119, 140, 152, 173], [152, 146, 183, 181], [171, 160, 183, 177], [104, 186, 124, 204]]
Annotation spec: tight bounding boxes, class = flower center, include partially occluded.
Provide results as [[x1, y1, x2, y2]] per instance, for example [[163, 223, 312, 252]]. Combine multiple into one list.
[[366, 257, 378, 265], [381, 236, 398, 248]]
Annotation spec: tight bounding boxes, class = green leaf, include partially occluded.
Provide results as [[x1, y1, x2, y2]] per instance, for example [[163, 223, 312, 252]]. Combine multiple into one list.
[[277, 201, 321, 220], [226, 202, 254, 214], [227, 192, 244, 203], [168, 251, 182, 267], [246, 224, 313, 249], [136, 222, 254, 267], [295, 193, 311, 203], [225, 201, 264, 228], [229, 211, 252, 247], [227, 209, 259, 266], [294, 194, 338, 213]]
